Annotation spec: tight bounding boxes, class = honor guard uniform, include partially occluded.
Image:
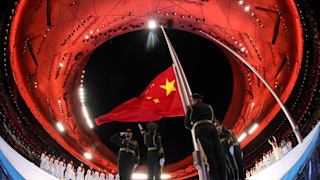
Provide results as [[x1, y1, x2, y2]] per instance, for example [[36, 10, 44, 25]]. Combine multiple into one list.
[[184, 93, 226, 180], [110, 129, 140, 180], [215, 121, 237, 180], [229, 130, 244, 179], [139, 122, 164, 180]]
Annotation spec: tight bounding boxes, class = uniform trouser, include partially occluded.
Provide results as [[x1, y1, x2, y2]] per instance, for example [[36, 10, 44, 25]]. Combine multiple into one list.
[[221, 143, 237, 180], [118, 151, 135, 180], [195, 123, 226, 180], [147, 150, 161, 180], [234, 145, 244, 180]]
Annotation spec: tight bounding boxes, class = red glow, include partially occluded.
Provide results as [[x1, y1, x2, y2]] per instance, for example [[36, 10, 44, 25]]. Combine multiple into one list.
[[9, 0, 303, 178]]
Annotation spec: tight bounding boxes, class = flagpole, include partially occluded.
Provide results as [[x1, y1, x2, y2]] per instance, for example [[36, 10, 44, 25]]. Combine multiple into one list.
[[160, 26, 208, 180], [199, 30, 303, 144], [160, 26, 192, 105], [172, 64, 188, 113]]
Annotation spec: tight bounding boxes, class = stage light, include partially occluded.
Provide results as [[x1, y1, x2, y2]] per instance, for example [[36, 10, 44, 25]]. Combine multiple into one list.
[[239, 0, 243, 5], [148, 20, 157, 29], [84, 152, 92, 159], [251, 102, 255, 106], [248, 123, 259, 134], [245, 6, 250, 11], [161, 174, 171, 179], [238, 132, 247, 142], [241, 47, 246, 52], [132, 173, 147, 179], [56, 122, 65, 132], [131, 173, 171, 179], [79, 87, 94, 129], [59, 63, 63, 67]]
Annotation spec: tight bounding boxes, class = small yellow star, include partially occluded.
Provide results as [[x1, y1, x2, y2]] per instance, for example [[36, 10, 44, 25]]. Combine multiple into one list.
[[151, 83, 155, 87], [146, 96, 152, 100], [153, 98, 160, 104], [160, 79, 176, 96]]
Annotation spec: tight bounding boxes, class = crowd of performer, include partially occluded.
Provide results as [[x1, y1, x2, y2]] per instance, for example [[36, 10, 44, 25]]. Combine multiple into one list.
[[245, 137, 292, 178], [39, 152, 117, 180]]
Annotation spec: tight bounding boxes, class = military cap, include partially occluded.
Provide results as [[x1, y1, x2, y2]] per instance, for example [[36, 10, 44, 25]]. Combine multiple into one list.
[[191, 93, 204, 99]]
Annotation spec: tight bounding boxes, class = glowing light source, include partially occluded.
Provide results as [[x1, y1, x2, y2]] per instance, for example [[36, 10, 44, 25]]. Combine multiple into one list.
[[79, 87, 94, 129], [132, 173, 148, 179], [85, 35, 89, 39], [161, 174, 171, 179], [148, 20, 157, 29], [248, 123, 259, 134], [131, 173, 171, 179], [56, 122, 65, 132], [239, 0, 243, 5], [241, 47, 246, 52], [59, 63, 63, 67], [245, 6, 250, 11], [84, 152, 92, 159], [238, 132, 247, 142]]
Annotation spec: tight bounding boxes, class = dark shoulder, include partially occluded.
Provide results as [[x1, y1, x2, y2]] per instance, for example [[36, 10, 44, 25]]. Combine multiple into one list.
[[194, 102, 210, 108]]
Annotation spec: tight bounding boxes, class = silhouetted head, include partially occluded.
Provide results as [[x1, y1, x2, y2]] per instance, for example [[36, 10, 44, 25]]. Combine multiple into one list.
[[191, 93, 203, 104], [125, 128, 133, 139], [147, 122, 158, 132]]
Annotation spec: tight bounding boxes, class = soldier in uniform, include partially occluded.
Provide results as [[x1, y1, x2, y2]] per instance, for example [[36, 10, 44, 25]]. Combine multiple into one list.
[[184, 93, 226, 180], [138, 122, 165, 180], [110, 129, 139, 180], [214, 121, 237, 180], [228, 129, 244, 179]]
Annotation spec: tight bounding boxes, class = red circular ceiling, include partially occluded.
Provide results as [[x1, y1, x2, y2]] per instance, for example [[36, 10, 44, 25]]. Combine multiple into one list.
[[9, 0, 303, 178]]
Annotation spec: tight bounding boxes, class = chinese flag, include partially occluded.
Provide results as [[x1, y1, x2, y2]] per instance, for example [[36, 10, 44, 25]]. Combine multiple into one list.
[[95, 66, 185, 125]]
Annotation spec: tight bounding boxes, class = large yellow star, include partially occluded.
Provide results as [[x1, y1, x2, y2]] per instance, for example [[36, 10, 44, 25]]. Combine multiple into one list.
[[160, 79, 176, 96]]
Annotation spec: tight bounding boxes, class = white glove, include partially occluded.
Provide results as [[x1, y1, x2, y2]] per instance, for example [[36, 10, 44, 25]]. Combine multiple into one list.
[[120, 132, 125, 136], [159, 158, 165, 166], [229, 145, 234, 156], [138, 124, 143, 130], [133, 164, 137, 169]]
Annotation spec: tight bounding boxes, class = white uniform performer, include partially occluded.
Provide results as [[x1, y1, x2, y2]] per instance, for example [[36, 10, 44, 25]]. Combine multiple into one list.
[[44, 154, 51, 173], [93, 169, 100, 180], [76, 163, 85, 180], [65, 161, 75, 180], [280, 140, 288, 156], [286, 140, 292, 152], [268, 136, 282, 161], [50, 156, 56, 175], [100, 170, 107, 180], [246, 170, 251, 179], [54, 157, 60, 177], [40, 151, 47, 170], [85, 167, 94, 180], [71, 169, 77, 180], [58, 159, 66, 179], [108, 173, 114, 180]]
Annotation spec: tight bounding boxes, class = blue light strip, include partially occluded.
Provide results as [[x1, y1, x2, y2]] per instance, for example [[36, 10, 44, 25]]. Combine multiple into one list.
[[281, 125, 320, 180], [0, 149, 24, 180]]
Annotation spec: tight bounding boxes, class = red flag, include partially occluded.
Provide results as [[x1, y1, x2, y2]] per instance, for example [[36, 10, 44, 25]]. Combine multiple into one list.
[[95, 66, 185, 125]]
